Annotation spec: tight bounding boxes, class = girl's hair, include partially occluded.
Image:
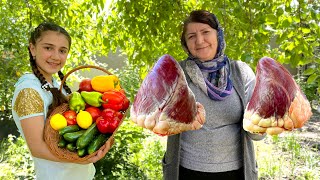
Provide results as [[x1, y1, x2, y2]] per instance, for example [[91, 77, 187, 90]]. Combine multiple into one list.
[[180, 10, 218, 53], [28, 22, 72, 115]]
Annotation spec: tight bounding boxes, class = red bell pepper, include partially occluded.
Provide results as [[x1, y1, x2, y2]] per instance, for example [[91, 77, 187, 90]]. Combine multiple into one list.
[[119, 89, 130, 111], [102, 89, 130, 111], [96, 108, 122, 134], [101, 108, 123, 120]]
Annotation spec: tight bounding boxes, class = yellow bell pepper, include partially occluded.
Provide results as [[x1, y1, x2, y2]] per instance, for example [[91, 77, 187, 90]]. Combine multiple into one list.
[[91, 75, 121, 92]]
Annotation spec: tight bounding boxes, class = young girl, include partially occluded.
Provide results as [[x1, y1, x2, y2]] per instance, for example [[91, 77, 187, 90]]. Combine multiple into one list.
[[11, 22, 113, 180]]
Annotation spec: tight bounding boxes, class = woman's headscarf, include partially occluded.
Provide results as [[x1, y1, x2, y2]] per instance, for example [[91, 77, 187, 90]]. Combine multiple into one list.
[[184, 12, 233, 101]]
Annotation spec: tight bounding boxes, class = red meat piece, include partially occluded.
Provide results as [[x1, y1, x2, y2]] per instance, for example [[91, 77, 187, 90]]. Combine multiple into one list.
[[130, 54, 205, 136], [243, 57, 312, 135]]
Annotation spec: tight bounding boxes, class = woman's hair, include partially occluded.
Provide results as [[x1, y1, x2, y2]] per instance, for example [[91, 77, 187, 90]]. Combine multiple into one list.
[[28, 22, 72, 115], [180, 10, 218, 52]]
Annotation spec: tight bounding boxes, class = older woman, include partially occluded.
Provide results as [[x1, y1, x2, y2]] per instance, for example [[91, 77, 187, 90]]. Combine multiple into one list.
[[162, 10, 265, 180]]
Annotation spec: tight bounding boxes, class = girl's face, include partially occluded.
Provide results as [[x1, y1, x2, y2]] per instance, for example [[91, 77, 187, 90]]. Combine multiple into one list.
[[29, 30, 69, 82], [185, 22, 218, 62]]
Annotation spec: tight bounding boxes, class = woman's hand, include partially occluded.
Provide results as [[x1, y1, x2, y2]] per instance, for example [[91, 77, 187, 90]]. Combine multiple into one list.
[[191, 102, 206, 130], [79, 137, 115, 164]]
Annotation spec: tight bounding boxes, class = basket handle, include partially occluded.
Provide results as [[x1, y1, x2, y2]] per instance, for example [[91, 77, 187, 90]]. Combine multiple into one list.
[[59, 65, 112, 92]]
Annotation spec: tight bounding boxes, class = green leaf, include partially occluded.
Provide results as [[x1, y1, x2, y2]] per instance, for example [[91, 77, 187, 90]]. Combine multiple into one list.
[[293, 16, 300, 23], [286, 42, 295, 51], [266, 14, 278, 24], [301, 28, 311, 34], [303, 68, 315, 75], [282, 18, 291, 28], [307, 74, 318, 84]]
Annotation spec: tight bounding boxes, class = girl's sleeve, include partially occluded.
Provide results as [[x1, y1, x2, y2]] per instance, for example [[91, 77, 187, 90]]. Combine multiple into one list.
[[13, 88, 44, 120]]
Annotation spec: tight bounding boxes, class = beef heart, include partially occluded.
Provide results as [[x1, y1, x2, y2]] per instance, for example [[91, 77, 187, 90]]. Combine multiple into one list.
[[130, 54, 206, 136], [243, 57, 312, 135]]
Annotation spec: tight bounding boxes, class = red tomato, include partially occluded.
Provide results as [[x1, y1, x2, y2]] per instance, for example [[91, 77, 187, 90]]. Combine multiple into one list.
[[85, 106, 102, 122], [63, 110, 77, 125], [79, 79, 93, 92]]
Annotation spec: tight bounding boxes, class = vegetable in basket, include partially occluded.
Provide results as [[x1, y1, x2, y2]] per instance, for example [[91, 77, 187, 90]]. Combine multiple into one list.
[[101, 89, 130, 111], [78, 78, 93, 92], [87, 133, 111, 154], [76, 110, 93, 129], [59, 125, 81, 135], [80, 91, 105, 107], [85, 106, 102, 122], [76, 123, 99, 149], [50, 114, 68, 130], [96, 108, 122, 134], [91, 74, 121, 92], [62, 110, 77, 125], [69, 92, 86, 113]]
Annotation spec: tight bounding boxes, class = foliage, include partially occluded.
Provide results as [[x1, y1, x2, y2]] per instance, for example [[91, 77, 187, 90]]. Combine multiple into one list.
[[0, 135, 35, 180], [128, 133, 166, 180], [1, 0, 320, 179], [93, 120, 149, 180], [255, 133, 320, 179], [296, 73, 319, 107], [106, 0, 320, 98], [107, 0, 320, 66]]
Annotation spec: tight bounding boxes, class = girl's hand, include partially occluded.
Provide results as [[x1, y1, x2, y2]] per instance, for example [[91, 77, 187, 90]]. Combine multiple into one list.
[[79, 137, 115, 164]]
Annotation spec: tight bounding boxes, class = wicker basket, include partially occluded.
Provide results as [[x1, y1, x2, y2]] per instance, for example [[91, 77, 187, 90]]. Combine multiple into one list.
[[43, 65, 126, 163]]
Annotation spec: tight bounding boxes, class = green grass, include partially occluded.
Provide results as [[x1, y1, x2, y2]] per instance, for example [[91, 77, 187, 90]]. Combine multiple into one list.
[[255, 132, 320, 180]]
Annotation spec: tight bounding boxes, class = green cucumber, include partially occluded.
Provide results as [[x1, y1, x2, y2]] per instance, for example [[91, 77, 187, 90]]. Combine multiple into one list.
[[77, 148, 87, 157], [63, 130, 86, 142], [87, 133, 111, 155], [76, 123, 99, 149], [57, 138, 67, 148], [59, 125, 80, 135], [66, 143, 77, 152]]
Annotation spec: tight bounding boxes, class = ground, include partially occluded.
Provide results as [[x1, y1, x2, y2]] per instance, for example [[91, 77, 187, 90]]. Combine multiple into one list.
[[255, 108, 320, 179], [295, 109, 320, 151]]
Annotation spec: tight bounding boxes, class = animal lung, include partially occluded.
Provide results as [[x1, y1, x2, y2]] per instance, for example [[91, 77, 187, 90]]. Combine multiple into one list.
[[130, 54, 205, 136], [243, 57, 312, 135]]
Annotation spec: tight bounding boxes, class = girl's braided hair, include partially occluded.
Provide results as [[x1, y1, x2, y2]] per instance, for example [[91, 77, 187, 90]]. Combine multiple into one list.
[[28, 22, 72, 115]]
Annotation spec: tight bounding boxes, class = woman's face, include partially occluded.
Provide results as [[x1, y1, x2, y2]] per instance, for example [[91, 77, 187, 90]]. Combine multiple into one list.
[[29, 30, 69, 82], [185, 22, 218, 62]]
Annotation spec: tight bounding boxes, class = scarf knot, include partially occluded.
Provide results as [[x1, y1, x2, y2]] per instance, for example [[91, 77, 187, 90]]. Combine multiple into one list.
[[186, 55, 233, 101]]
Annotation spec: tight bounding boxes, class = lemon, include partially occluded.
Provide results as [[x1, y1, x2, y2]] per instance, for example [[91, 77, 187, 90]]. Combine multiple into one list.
[[76, 110, 93, 129], [50, 113, 67, 130]]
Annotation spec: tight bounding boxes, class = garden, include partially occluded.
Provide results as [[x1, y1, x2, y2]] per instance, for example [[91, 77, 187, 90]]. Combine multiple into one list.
[[0, 0, 319, 179]]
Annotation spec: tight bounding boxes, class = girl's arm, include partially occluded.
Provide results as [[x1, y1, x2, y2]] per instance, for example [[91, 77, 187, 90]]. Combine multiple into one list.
[[21, 116, 64, 162], [21, 116, 114, 164]]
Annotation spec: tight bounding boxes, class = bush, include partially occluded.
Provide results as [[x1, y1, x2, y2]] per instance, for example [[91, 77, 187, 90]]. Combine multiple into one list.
[[0, 135, 35, 180]]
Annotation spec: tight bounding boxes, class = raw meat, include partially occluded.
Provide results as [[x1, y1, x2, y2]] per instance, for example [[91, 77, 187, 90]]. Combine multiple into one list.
[[130, 54, 206, 136], [243, 57, 312, 135]]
